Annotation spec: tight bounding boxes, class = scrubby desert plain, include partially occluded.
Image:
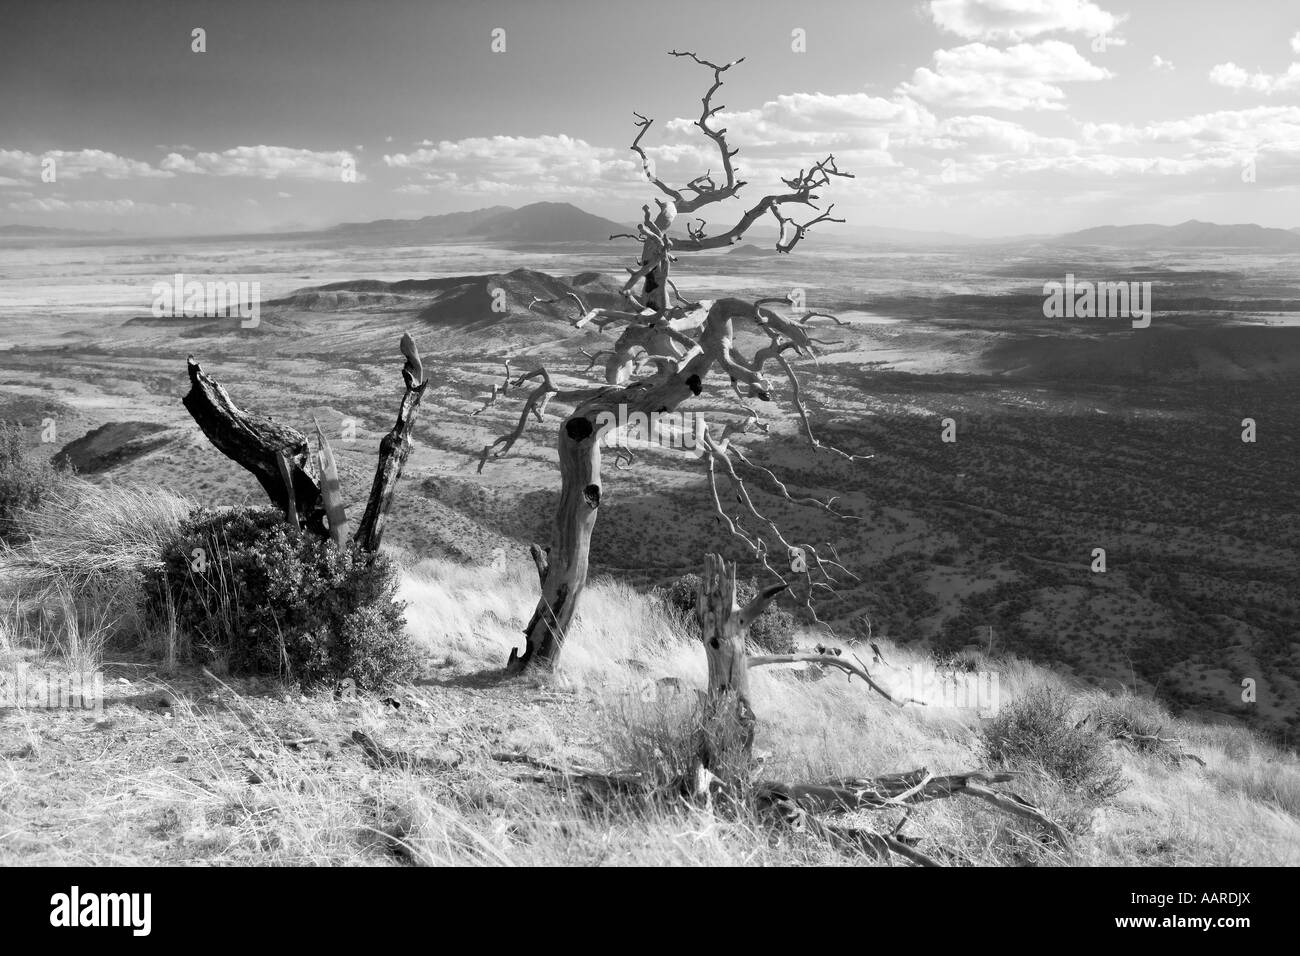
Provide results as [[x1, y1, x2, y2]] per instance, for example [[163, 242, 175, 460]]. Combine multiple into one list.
[[1, 228, 1298, 866]]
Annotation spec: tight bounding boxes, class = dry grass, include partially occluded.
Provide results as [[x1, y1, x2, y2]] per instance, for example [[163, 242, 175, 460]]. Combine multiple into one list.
[[0, 477, 191, 667], [1, 488, 1298, 866]]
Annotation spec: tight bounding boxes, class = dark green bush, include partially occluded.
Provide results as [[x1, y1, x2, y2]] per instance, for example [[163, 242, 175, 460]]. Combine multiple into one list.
[[142, 506, 415, 689], [0, 420, 59, 542], [981, 684, 1127, 799], [659, 571, 797, 653]]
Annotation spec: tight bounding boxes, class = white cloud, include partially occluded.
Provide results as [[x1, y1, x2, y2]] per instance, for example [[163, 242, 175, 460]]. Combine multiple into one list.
[[1080, 106, 1300, 187], [928, 0, 1121, 42], [927, 113, 1078, 155], [161, 145, 358, 181], [1151, 54, 1175, 72], [1206, 60, 1300, 95], [665, 91, 915, 152], [385, 134, 637, 195], [1292, 31, 1300, 54], [0, 148, 171, 181], [900, 41, 1111, 110], [1209, 61, 1300, 95]]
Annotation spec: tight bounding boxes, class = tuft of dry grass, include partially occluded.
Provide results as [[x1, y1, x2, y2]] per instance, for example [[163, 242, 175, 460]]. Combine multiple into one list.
[[0, 477, 192, 666]]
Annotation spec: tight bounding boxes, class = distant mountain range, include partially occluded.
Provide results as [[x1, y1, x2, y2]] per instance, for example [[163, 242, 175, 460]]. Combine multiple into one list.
[[1050, 219, 1300, 250], [0, 224, 115, 237], [4, 205, 1297, 251], [326, 201, 625, 243], [320, 206, 1300, 251]]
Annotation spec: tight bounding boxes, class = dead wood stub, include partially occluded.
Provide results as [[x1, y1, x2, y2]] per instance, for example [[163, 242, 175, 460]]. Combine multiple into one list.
[[183, 335, 427, 554], [696, 552, 786, 768], [354, 333, 429, 553], [183, 356, 326, 535]]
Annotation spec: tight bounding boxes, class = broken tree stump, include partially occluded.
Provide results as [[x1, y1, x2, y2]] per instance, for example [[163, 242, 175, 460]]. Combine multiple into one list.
[[696, 552, 786, 771], [184, 333, 429, 552], [183, 356, 326, 536], [354, 333, 428, 553]]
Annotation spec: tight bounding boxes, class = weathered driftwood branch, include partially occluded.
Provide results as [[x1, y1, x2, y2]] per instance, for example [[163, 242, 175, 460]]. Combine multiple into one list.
[[1112, 731, 1206, 766], [354, 333, 429, 553], [755, 767, 1067, 841], [748, 652, 925, 707], [183, 356, 326, 535]]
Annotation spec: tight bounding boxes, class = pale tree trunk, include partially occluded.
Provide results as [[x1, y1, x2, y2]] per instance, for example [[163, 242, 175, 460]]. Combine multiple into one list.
[[504, 297, 786, 672], [695, 552, 786, 769], [509, 416, 603, 671]]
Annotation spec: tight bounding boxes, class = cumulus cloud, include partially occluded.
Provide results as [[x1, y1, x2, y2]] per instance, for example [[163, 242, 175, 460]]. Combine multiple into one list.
[[1209, 61, 1300, 95], [1151, 54, 1175, 72], [664, 91, 914, 154], [0, 148, 171, 181], [384, 134, 639, 195], [900, 41, 1111, 110], [928, 0, 1121, 41], [1084, 106, 1300, 154], [161, 145, 358, 181]]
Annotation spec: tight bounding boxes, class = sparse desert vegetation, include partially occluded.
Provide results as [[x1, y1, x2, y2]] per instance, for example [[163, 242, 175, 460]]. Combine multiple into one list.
[[1, 430, 1297, 865]]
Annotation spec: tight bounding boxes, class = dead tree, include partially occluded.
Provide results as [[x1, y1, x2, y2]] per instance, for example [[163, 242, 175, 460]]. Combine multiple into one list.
[[696, 551, 784, 767], [482, 52, 861, 673], [182, 333, 428, 553]]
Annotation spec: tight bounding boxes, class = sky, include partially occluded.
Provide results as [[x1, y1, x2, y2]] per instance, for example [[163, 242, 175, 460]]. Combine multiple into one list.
[[1, 0, 1298, 236]]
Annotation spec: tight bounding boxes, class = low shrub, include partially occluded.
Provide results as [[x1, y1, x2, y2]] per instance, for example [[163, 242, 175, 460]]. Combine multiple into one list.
[[0, 420, 60, 543], [142, 506, 415, 689], [981, 684, 1127, 799]]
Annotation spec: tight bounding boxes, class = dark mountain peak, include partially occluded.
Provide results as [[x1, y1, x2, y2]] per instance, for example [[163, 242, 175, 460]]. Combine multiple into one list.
[[323, 201, 623, 244], [1053, 220, 1300, 249]]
